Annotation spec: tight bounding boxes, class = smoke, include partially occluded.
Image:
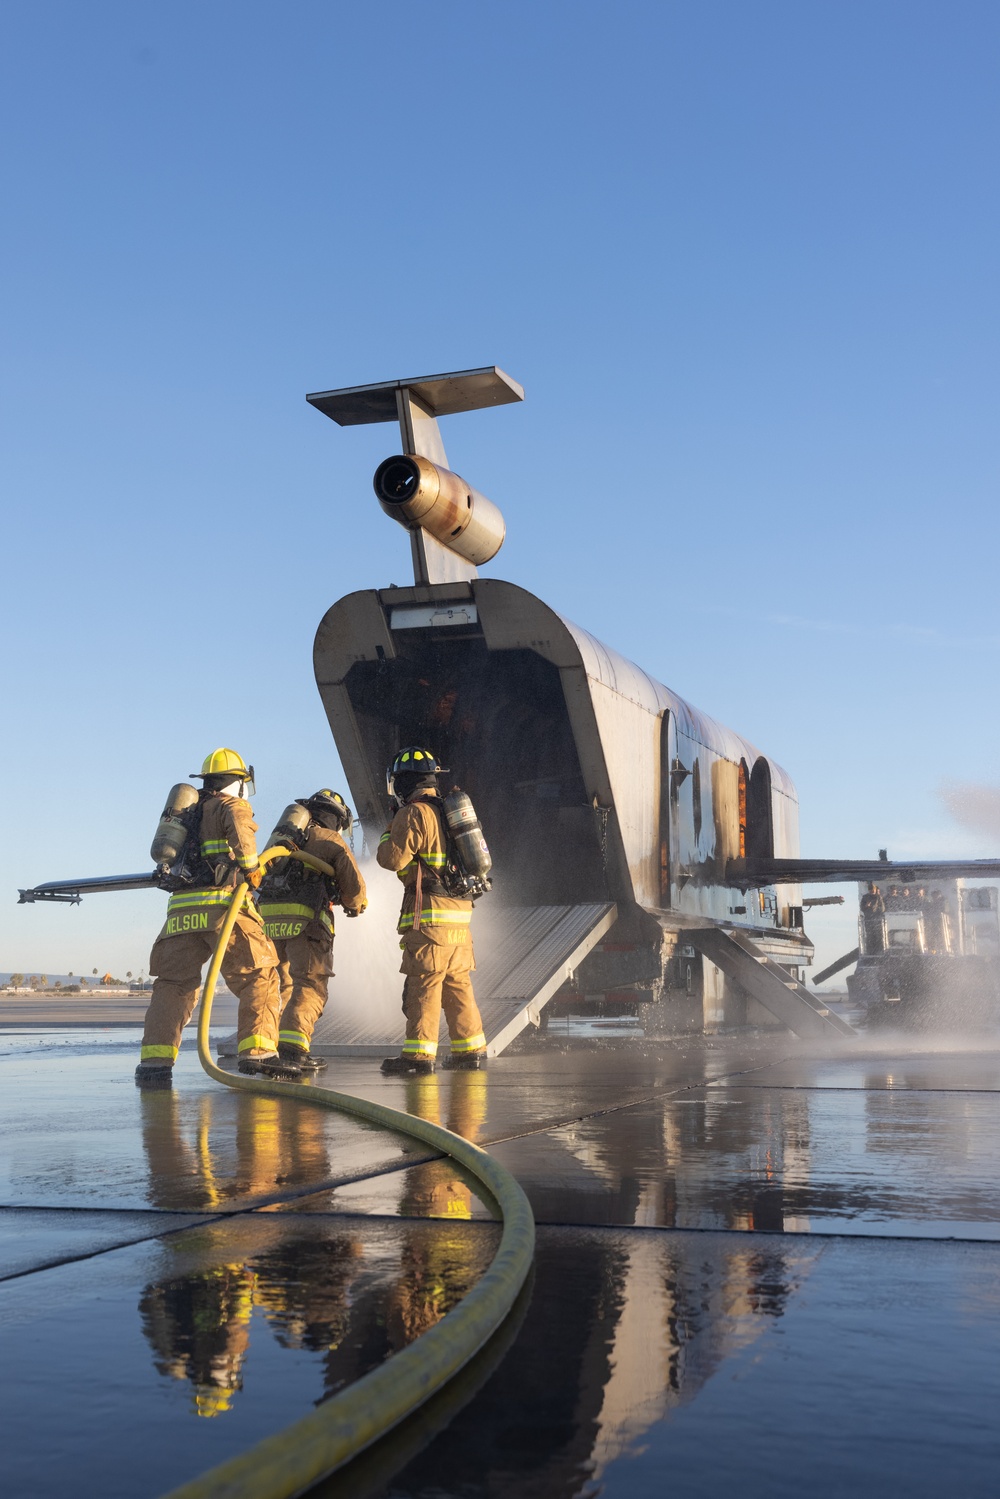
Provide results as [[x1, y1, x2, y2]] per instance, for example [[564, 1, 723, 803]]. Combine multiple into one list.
[[939, 781, 1000, 843], [327, 854, 407, 1034]]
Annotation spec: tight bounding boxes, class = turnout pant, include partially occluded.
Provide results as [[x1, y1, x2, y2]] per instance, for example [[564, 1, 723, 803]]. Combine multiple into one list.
[[276, 931, 334, 1051], [143, 914, 281, 1062], [399, 931, 486, 1060]]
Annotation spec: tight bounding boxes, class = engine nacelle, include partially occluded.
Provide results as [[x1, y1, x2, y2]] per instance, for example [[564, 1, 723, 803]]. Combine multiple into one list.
[[373, 454, 506, 566]]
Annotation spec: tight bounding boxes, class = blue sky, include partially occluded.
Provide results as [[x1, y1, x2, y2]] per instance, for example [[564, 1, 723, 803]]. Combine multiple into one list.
[[2, 1, 998, 979]]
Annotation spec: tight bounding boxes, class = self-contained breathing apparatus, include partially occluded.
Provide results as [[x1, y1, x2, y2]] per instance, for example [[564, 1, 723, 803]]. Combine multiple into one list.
[[259, 799, 346, 910], [150, 784, 209, 889], [437, 789, 493, 900], [149, 784, 200, 873], [149, 749, 260, 891], [386, 747, 492, 901], [149, 784, 240, 892]]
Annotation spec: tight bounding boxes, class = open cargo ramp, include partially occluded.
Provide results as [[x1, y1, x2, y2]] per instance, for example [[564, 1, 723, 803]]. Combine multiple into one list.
[[690, 927, 857, 1041], [217, 903, 617, 1060], [311, 903, 617, 1057]]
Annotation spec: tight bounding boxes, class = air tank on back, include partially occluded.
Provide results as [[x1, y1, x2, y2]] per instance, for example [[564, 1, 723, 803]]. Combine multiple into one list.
[[150, 783, 199, 871], [442, 788, 493, 895], [266, 802, 311, 850]]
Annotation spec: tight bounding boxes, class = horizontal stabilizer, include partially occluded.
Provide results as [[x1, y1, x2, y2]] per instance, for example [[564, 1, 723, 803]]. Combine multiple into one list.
[[18, 873, 159, 904], [307, 367, 524, 427], [729, 857, 1000, 887], [690, 927, 856, 1040]]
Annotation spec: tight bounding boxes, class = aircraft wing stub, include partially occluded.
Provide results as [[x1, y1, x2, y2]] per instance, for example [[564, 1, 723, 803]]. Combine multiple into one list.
[[729, 857, 1000, 887], [18, 873, 159, 904]]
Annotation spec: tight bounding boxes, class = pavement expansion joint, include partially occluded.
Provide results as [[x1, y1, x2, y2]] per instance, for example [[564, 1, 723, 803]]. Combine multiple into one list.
[[731, 1081, 1000, 1094], [475, 1050, 803, 1148], [0, 1216, 219, 1285], [0, 1151, 451, 1284], [0, 1203, 207, 1216], [223, 1206, 1000, 1249], [518, 1220, 1000, 1245]]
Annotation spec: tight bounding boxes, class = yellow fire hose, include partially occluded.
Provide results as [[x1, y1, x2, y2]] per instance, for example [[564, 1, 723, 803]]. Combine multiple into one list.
[[163, 845, 535, 1499]]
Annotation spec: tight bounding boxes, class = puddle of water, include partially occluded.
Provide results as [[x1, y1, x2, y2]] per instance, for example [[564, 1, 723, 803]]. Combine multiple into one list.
[[326, 1230, 1000, 1499], [0, 1212, 499, 1498]]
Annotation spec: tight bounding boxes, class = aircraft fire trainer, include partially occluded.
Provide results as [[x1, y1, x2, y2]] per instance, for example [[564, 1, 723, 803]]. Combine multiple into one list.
[[21, 365, 1000, 1050], [300, 365, 1000, 1059]]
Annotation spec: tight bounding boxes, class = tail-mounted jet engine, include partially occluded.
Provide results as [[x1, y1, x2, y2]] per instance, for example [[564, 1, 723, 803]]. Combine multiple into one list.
[[306, 365, 522, 585], [373, 454, 505, 566]]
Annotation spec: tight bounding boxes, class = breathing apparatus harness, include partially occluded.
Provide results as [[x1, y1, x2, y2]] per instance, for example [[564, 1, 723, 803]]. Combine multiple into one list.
[[405, 791, 493, 902], [259, 798, 351, 912]]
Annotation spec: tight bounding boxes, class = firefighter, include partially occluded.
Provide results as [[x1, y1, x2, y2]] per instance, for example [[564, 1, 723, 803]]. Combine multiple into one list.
[[135, 748, 298, 1088], [258, 789, 368, 1072], [860, 881, 886, 954], [376, 746, 487, 1075]]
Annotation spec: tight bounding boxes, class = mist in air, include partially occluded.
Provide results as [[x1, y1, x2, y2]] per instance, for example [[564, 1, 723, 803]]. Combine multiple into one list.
[[326, 852, 407, 1036], [940, 782, 1000, 844]]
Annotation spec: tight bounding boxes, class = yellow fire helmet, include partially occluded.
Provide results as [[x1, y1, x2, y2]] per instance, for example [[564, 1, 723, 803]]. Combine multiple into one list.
[[192, 748, 255, 794]]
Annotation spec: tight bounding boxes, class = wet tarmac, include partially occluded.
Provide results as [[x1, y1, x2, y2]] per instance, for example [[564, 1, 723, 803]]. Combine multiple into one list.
[[2, 1025, 1000, 1496]]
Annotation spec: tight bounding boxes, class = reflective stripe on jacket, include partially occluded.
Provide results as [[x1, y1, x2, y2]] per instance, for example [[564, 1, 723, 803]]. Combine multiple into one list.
[[199, 793, 262, 877], [259, 823, 366, 941], [159, 792, 264, 939], [376, 795, 473, 936], [260, 901, 334, 941]]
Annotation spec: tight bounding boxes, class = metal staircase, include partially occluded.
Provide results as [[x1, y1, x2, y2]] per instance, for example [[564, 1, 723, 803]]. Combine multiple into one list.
[[690, 926, 857, 1040], [217, 902, 618, 1060]]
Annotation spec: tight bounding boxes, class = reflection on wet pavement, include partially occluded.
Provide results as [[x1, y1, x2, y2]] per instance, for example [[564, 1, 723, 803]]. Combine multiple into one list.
[[0, 1213, 498, 1498], [487, 1084, 1000, 1237], [3, 1030, 1000, 1495], [341, 1230, 1000, 1499], [0, 1033, 424, 1212]]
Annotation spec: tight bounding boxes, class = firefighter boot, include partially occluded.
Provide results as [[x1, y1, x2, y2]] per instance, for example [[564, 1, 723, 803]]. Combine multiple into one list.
[[380, 1054, 435, 1077], [441, 1051, 488, 1072], [238, 1051, 303, 1081], [278, 1042, 328, 1072], [135, 1062, 174, 1089]]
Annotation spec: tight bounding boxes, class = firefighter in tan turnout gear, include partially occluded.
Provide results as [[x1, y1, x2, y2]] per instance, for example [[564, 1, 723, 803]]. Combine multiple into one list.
[[258, 789, 368, 1072], [377, 747, 487, 1075], [135, 749, 298, 1089]]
